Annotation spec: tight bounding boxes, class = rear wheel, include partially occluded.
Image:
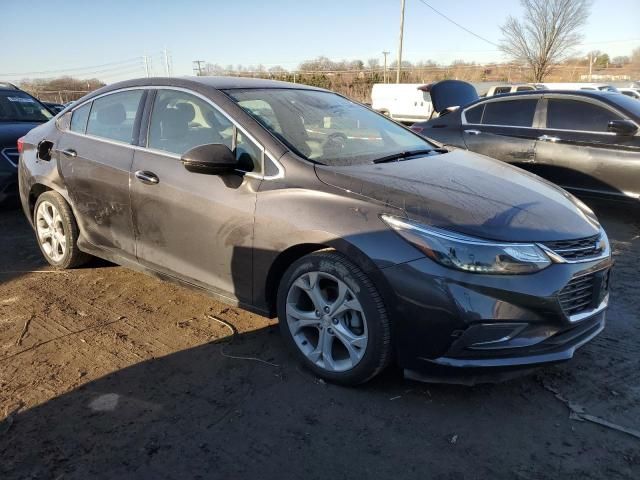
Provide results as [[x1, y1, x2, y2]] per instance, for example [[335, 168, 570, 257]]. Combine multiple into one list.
[[277, 251, 392, 385], [34, 191, 90, 269]]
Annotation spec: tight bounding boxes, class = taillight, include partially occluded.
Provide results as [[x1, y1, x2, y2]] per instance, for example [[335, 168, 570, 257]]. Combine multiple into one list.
[[410, 125, 424, 134], [17, 137, 24, 154]]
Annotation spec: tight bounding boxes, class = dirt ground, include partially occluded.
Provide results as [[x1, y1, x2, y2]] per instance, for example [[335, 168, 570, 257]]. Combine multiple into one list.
[[0, 199, 638, 480]]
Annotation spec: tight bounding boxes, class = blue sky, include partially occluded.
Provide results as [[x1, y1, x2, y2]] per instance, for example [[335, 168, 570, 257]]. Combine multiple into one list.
[[1, 0, 638, 82]]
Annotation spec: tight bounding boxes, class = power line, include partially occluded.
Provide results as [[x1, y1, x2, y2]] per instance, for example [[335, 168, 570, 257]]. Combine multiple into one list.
[[416, 0, 499, 47], [0, 58, 143, 77]]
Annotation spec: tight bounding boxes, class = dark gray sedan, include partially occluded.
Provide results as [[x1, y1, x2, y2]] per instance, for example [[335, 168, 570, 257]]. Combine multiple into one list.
[[412, 80, 640, 202], [18, 77, 612, 384]]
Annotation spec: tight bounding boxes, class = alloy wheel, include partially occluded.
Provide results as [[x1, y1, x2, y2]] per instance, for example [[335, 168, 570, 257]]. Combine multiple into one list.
[[35, 201, 67, 263], [285, 271, 368, 372]]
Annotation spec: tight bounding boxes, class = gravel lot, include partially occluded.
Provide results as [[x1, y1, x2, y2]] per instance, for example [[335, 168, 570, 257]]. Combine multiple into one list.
[[0, 199, 638, 479]]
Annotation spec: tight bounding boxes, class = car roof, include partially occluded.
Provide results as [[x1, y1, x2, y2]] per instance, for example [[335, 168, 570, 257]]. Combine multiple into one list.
[[483, 89, 619, 99], [98, 76, 325, 93]]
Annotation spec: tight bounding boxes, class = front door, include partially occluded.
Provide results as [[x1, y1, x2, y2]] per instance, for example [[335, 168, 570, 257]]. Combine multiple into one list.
[[461, 97, 539, 167], [57, 89, 145, 258], [534, 97, 640, 199], [130, 89, 263, 303]]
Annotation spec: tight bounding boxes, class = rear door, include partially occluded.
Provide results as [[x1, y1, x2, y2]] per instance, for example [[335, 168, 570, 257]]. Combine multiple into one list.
[[130, 88, 262, 303], [461, 97, 540, 165], [534, 95, 640, 198], [57, 89, 145, 259]]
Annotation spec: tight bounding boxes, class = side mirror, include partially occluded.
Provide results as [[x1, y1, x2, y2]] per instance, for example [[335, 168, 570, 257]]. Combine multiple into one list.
[[181, 143, 238, 175], [607, 119, 638, 136]]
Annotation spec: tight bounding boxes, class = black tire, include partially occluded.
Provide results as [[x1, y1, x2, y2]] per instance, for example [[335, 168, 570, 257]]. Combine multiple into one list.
[[277, 250, 392, 385], [33, 191, 90, 269]]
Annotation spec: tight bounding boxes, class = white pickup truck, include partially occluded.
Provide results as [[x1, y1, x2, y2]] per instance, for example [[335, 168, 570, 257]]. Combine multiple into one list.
[[371, 83, 433, 123]]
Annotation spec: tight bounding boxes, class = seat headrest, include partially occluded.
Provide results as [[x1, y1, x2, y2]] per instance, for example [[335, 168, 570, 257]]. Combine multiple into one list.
[[176, 102, 196, 123], [97, 103, 126, 125]]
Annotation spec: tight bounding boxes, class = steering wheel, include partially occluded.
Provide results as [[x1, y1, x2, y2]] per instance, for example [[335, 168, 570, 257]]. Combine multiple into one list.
[[323, 132, 347, 155]]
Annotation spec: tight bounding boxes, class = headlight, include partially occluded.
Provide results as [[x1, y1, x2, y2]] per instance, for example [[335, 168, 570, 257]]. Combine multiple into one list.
[[381, 215, 551, 274]]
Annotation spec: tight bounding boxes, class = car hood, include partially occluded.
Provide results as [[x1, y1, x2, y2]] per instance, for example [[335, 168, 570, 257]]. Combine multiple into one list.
[[0, 122, 43, 146], [428, 80, 479, 113], [315, 150, 600, 242]]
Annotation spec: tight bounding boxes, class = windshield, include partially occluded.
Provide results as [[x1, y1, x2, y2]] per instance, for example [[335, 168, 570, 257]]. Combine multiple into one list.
[[610, 93, 640, 119], [224, 88, 433, 166], [0, 91, 53, 123]]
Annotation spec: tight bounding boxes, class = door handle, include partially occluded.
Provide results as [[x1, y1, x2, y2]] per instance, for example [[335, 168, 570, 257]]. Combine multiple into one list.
[[134, 170, 159, 185], [464, 129, 482, 135], [538, 135, 560, 142], [61, 148, 77, 158]]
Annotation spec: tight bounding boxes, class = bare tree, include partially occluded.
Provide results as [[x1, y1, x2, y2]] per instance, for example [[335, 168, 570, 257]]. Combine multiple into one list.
[[500, 0, 591, 82], [367, 58, 380, 70]]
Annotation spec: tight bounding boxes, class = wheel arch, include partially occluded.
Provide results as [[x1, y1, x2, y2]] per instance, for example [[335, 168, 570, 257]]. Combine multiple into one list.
[[28, 183, 53, 219], [263, 238, 396, 319]]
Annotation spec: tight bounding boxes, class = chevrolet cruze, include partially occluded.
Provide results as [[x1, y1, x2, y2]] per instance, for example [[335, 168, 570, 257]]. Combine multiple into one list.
[[18, 77, 613, 385]]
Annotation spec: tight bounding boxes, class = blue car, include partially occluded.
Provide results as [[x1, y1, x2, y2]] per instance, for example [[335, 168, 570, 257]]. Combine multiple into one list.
[[0, 83, 53, 204]]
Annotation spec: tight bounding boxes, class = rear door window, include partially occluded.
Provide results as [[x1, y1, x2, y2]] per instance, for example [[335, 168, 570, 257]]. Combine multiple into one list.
[[482, 99, 538, 127], [546, 99, 622, 132], [70, 102, 91, 133], [86, 90, 144, 143]]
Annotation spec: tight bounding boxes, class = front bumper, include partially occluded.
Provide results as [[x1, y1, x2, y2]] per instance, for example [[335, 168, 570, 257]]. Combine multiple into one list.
[[380, 253, 612, 376]]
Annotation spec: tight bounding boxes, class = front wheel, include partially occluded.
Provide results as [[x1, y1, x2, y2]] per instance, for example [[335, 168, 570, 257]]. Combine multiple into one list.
[[277, 251, 392, 385]]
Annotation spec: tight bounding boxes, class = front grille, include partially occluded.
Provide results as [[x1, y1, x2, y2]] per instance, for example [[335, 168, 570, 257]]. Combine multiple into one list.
[[542, 234, 603, 260], [1, 147, 19, 168], [558, 269, 610, 318]]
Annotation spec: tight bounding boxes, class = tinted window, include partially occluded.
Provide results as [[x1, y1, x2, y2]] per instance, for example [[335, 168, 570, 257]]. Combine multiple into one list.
[[70, 103, 91, 133], [464, 104, 484, 124], [148, 90, 234, 155], [86, 90, 143, 143], [482, 99, 537, 127], [493, 87, 512, 95], [546, 99, 622, 132], [516, 86, 534, 92]]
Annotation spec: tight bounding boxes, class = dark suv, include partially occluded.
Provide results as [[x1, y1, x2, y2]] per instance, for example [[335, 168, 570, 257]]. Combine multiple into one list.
[[0, 83, 53, 204], [18, 77, 612, 385]]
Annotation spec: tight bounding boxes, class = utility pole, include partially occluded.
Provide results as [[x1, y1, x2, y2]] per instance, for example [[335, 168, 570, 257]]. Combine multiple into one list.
[[382, 51, 390, 83], [164, 48, 171, 76], [143, 55, 151, 77], [588, 52, 595, 82], [396, 0, 406, 84], [193, 60, 205, 76]]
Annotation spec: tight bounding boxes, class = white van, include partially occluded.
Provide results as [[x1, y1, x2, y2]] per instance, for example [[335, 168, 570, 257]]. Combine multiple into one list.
[[371, 83, 433, 123], [535, 82, 619, 92]]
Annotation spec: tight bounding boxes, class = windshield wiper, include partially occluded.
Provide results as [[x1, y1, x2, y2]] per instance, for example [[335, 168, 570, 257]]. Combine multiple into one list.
[[372, 148, 446, 164]]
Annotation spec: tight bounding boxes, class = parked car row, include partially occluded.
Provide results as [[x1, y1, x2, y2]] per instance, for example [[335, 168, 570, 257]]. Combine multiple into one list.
[[411, 80, 640, 203], [18, 76, 614, 385], [370, 81, 638, 125]]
